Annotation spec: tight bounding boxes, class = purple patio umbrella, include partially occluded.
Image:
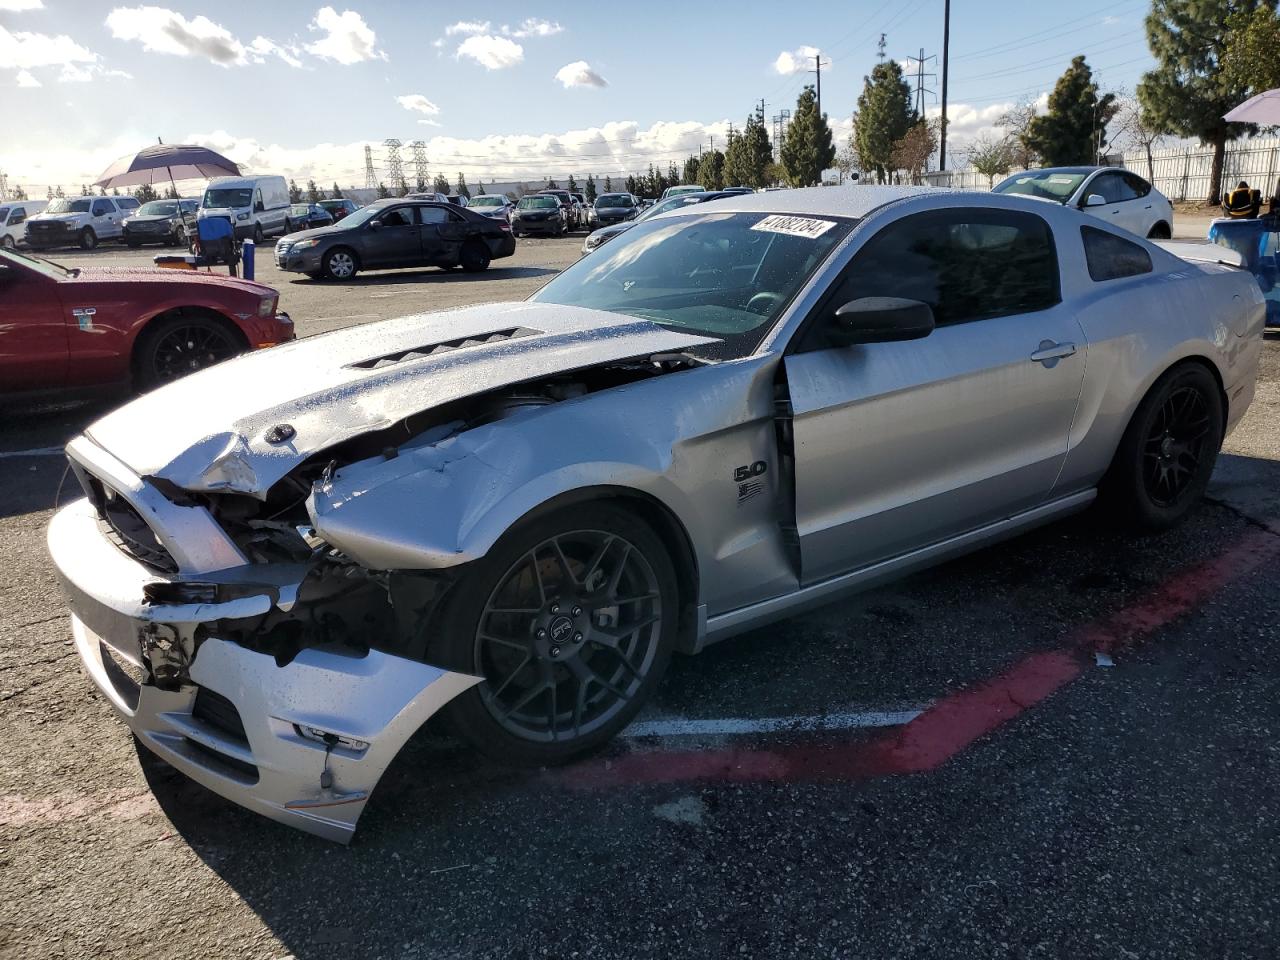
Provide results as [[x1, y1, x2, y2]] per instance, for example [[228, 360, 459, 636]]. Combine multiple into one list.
[[94, 142, 240, 197], [1225, 89, 1280, 125]]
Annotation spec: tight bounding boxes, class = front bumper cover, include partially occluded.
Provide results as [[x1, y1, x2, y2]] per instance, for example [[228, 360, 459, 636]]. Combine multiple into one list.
[[48, 495, 480, 843]]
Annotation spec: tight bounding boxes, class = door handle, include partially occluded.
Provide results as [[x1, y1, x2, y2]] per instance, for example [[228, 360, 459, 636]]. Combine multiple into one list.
[[1031, 340, 1077, 365]]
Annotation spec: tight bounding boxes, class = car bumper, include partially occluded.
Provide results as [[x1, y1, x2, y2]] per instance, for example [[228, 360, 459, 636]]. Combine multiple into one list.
[[514, 220, 561, 234], [47, 494, 480, 843], [491, 235, 517, 258], [276, 246, 324, 273]]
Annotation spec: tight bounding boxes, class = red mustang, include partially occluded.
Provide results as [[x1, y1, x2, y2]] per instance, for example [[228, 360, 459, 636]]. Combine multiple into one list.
[[0, 247, 293, 396]]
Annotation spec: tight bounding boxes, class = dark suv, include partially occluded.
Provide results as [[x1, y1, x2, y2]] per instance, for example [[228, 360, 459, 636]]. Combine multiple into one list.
[[536, 190, 579, 230]]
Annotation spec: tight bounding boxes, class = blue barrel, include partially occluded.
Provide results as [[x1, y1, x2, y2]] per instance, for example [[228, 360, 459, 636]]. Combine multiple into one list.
[[242, 238, 255, 281]]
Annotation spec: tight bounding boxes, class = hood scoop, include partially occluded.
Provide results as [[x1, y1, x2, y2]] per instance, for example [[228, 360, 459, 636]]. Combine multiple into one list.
[[350, 326, 540, 370]]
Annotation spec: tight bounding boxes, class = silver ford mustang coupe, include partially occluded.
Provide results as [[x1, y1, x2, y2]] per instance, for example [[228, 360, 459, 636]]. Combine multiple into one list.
[[48, 187, 1263, 842]]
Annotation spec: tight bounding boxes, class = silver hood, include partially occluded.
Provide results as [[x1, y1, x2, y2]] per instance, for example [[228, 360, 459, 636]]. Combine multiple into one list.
[[85, 302, 717, 498]]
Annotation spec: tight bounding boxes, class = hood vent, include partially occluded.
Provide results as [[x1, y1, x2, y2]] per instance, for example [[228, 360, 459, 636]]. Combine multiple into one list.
[[349, 326, 541, 370]]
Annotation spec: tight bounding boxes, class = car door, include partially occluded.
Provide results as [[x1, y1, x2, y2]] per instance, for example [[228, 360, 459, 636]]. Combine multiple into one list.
[[417, 205, 456, 265], [92, 199, 120, 240], [360, 205, 421, 268], [0, 257, 69, 392], [1084, 172, 1144, 236], [782, 206, 1087, 583]]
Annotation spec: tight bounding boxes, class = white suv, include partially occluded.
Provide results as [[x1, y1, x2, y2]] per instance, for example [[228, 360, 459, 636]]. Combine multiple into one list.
[[25, 195, 136, 250]]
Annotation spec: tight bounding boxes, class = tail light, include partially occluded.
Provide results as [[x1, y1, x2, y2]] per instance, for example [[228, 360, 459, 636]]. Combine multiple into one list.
[[499, 222, 512, 232]]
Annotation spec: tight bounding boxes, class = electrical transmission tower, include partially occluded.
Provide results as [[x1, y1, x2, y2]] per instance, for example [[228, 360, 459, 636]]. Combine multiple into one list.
[[410, 140, 428, 190], [383, 138, 405, 192], [771, 110, 791, 163], [0, 170, 8, 202], [905, 48, 937, 117], [363, 145, 377, 189]]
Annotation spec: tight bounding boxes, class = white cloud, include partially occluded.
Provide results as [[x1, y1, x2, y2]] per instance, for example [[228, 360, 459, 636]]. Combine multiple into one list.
[[397, 93, 440, 116], [305, 6, 384, 64], [15, 68, 41, 86], [418, 119, 442, 127], [0, 24, 99, 70], [507, 18, 562, 38], [774, 45, 822, 76], [456, 34, 522, 70], [431, 37, 445, 50], [555, 60, 607, 88], [105, 6, 248, 65], [248, 35, 302, 68], [0, 0, 44, 10], [58, 63, 94, 82], [445, 20, 490, 36]]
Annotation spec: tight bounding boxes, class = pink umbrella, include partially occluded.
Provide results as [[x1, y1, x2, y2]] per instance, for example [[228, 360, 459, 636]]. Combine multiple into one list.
[[1224, 89, 1280, 125]]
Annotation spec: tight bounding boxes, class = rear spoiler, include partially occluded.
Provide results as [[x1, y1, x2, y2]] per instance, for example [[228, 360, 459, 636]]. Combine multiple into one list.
[[1154, 240, 1246, 268]]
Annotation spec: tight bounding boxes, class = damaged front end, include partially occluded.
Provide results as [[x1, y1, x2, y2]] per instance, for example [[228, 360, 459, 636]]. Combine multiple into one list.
[[48, 320, 712, 841]]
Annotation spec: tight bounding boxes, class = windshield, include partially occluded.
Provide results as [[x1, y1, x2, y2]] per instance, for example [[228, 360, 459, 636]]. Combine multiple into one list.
[[138, 201, 179, 216], [291, 204, 311, 216], [532, 210, 852, 359], [0, 245, 74, 279], [993, 171, 1088, 203], [596, 195, 633, 208], [518, 196, 558, 209], [203, 187, 253, 209], [470, 196, 504, 207], [317, 200, 345, 209], [666, 186, 704, 197], [46, 198, 91, 214], [639, 194, 708, 221]]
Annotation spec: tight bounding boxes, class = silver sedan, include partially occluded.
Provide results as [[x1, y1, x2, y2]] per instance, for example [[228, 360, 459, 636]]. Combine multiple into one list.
[[47, 187, 1263, 841]]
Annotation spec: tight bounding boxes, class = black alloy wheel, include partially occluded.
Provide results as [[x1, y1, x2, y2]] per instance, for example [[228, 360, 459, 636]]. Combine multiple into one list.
[[136, 316, 244, 390], [1142, 384, 1214, 507], [436, 504, 678, 765]]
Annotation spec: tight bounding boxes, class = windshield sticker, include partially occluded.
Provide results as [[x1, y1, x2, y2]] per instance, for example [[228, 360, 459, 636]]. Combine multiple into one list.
[[751, 214, 837, 239], [1047, 175, 1076, 184]]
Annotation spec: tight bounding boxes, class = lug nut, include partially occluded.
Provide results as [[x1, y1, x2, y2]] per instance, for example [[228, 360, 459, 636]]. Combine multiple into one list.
[[536, 628, 546, 639], [550, 646, 561, 658], [550, 603, 560, 614], [572, 606, 582, 616], [573, 632, 583, 642]]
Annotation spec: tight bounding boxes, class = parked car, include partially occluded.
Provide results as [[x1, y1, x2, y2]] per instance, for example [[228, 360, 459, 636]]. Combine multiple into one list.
[[0, 199, 47, 250], [286, 203, 335, 233], [45, 186, 1262, 842], [446, 195, 470, 208], [198, 175, 291, 242], [0, 246, 292, 397], [582, 190, 734, 253], [660, 184, 705, 200], [123, 199, 198, 248], [407, 192, 450, 203], [513, 194, 568, 236], [721, 186, 755, 195], [993, 167, 1174, 239], [591, 192, 640, 228], [275, 198, 515, 280], [26, 195, 132, 250], [317, 198, 360, 222], [469, 194, 514, 223], [536, 189, 580, 230]]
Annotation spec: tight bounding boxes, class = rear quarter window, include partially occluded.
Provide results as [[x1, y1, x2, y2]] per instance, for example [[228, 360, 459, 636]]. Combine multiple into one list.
[[1082, 226, 1153, 282]]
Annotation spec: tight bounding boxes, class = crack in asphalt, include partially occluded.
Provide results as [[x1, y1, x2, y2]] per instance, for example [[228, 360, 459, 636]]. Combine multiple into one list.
[[0, 649, 75, 673], [1203, 495, 1280, 538]]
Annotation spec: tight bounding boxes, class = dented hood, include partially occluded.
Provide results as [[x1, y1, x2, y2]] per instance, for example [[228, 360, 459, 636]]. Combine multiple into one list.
[[85, 302, 716, 497]]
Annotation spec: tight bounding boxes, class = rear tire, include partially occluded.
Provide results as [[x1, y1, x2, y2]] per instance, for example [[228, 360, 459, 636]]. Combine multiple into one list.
[[126, 239, 141, 249], [1147, 222, 1172, 240], [79, 227, 98, 250], [460, 239, 491, 272], [0, 235, 14, 250], [253, 223, 264, 244], [1101, 363, 1224, 531], [434, 502, 679, 767]]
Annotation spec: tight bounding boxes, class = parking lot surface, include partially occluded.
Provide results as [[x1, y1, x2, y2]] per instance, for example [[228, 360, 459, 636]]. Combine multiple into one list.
[[2, 237, 1279, 959]]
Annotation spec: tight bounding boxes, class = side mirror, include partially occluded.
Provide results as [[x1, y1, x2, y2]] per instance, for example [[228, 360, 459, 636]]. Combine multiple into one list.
[[368, 219, 382, 230], [828, 297, 935, 346], [1083, 194, 1107, 208]]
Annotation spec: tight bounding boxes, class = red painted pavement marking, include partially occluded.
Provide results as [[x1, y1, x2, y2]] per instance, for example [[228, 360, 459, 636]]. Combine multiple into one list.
[[562, 527, 1280, 789]]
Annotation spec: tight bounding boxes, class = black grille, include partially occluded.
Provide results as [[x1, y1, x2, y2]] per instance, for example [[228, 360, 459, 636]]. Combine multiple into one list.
[[350, 326, 539, 369], [184, 738, 259, 782], [78, 471, 179, 574], [192, 687, 248, 744]]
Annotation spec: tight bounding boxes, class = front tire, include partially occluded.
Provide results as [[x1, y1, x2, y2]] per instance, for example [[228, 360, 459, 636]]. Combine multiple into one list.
[[79, 227, 98, 250], [0, 235, 14, 250], [1101, 363, 1224, 531], [253, 223, 264, 244], [322, 247, 358, 280], [435, 503, 679, 766], [133, 313, 246, 391]]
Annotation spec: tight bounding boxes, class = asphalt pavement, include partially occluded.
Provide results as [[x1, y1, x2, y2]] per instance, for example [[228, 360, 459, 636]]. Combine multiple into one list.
[[1, 234, 1279, 959]]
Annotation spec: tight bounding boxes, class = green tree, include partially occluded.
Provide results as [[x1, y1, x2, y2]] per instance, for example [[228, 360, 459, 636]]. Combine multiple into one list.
[[666, 161, 680, 186], [288, 178, 302, 203], [11, 184, 27, 200], [545, 178, 560, 190], [456, 173, 471, 199], [603, 175, 613, 192], [475, 179, 486, 195], [855, 64, 915, 183], [376, 181, 392, 198], [1139, 0, 1270, 204], [585, 174, 597, 202], [163, 184, 180, 200], [624, 174, 638, 195], [700, 149, 725, 190], [567, 173, 578, 194], [1222, 5, 1280, 93], [966, 133, 1014, 187], [890, 119, 940, 185], [132, 183, 154, 202], [331, 182, 343, 199], [433, 173, 450, 195], [1023, 56, 1117, 166], [783, 84, 838, 186], [724, 113, 773, 188], [682, 154, 701, 185], [306, 179, 321, 202]]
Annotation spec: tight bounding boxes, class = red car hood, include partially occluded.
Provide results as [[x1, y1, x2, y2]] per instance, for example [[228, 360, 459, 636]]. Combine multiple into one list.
[[67, 266, 274, 297]]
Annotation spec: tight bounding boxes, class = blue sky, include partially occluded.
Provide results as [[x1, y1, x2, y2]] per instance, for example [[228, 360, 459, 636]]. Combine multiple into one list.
[[0, 0, 1156, 191]]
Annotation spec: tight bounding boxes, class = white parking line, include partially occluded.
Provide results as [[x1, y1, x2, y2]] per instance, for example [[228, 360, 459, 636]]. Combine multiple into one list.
[[622, 708, 924, 739], [0, 447, 63, 459]]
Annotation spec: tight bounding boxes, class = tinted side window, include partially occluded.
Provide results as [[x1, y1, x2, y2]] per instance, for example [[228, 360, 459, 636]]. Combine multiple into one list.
[[380, 207, 413, 227], [1093, 173, 1138, 204], [92, 200, 112, 216], [1122, 173, 1152, 199], [829, 208, 1061, 326], [1082, 226, 1153, 281]]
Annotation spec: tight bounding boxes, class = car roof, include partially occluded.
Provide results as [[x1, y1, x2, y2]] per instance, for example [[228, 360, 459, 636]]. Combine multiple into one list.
[[648, 184, 938, 220]]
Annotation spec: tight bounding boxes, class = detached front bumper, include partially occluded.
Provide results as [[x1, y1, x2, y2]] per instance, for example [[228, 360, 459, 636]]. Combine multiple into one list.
[[48, 494, 479, 843]]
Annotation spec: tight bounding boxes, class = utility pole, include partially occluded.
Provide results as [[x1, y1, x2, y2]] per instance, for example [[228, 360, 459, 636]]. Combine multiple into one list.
[[757, 98, 766, 124], [808, 52, 830, 119], [940, 0, 951, 171]]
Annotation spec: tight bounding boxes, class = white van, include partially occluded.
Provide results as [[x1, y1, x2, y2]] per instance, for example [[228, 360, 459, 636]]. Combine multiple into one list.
[[198, 175, 290, 241], [0, 199, 47, 250]]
